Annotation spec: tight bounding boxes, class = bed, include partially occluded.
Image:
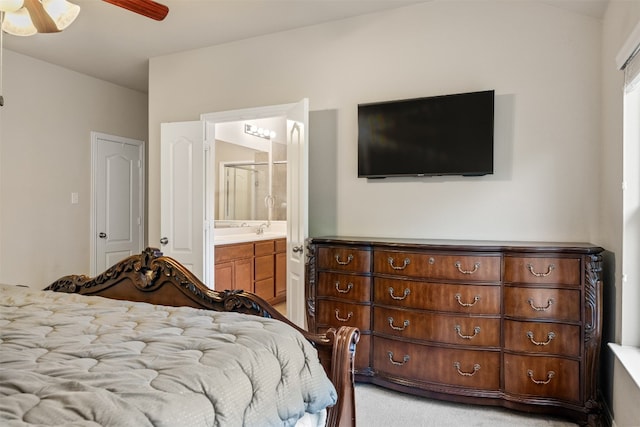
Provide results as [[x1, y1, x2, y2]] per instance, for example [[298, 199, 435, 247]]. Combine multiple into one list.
[[0, 247, 359, 427]]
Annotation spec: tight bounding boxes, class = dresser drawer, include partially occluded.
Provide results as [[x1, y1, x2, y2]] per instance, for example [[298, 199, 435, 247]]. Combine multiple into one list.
[[317, 300, 371, 330], [504, 354, 580, 403], [504, 320, 580, 357], [317, 272, 371, 301], [504, 287, 581, 322], [504, 256, 581, 286], [374, 307, 500, 347], [375, 278, 500, 314], [317, 246, 371, 272], [374, 251, 501, 282], [373, 337, 500, 390]]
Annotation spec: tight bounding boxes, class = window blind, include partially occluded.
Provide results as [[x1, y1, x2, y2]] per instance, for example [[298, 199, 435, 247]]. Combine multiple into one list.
[[623, 44, 640, 93]]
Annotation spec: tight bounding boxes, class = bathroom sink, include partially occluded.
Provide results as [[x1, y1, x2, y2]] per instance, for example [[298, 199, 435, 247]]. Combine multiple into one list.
[[214, 232, 286, 245]]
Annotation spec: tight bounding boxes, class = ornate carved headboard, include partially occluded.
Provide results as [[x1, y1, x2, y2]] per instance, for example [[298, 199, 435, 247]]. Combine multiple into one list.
[[46, 247, 359, 427]]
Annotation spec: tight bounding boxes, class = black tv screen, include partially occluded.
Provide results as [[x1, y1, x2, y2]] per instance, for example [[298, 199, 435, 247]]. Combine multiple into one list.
[[358, 90, 494, 178]]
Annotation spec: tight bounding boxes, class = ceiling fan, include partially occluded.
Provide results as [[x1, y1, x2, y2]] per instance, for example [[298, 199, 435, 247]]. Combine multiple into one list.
[[101, 0, 169, 21], [0, 0, 168, 106], [0, 0, 168, 36]]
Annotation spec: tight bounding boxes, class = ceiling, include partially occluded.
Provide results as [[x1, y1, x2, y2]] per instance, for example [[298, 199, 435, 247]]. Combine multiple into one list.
[[2, 0, 609, 93]]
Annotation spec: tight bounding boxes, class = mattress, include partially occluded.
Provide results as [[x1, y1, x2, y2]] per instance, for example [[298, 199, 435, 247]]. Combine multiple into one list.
[[0, 284, 336, 426]]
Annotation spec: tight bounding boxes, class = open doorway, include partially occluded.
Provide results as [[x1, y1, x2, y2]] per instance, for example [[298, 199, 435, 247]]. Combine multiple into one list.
[[202, 100, 308, 328], [160, 99, 309, 328]]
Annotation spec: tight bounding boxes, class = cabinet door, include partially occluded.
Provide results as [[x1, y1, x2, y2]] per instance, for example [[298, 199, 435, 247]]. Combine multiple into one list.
[[255, 254, 274, 281], [235, 258, 254, 292], [255, 278, 275, 300], [215, 262, 234, 290], [275, 252, 287, 298]]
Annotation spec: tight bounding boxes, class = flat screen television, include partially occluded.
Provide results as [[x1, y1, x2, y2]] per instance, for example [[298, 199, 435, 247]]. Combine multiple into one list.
[[358, 90, 494, 178]]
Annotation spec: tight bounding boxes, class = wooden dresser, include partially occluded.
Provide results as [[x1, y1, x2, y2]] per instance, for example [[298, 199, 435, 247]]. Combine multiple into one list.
[[305, 237, 604, 426]]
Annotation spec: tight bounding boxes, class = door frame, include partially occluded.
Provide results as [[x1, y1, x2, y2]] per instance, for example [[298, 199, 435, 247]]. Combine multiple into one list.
[[90, 132, 146, 275], [201, 100, 308, 327]]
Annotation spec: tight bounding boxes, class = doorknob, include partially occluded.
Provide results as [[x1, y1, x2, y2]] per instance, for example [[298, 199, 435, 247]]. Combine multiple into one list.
[[98, 232, 107, 239], [292, 245, 303, 253], [160, 237, 168, 245]]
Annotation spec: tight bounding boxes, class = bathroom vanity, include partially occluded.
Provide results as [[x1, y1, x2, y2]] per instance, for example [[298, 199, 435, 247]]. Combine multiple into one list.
[[214, 232, 286, 305]]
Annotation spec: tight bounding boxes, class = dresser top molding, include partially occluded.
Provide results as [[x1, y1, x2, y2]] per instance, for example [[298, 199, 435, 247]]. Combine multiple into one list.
[[309, 236, 603, 254]]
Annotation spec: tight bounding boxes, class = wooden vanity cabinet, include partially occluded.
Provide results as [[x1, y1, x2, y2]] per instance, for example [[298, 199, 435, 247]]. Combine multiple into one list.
[[274, 239, 287, 303], [306, 237, 604, 426], [254, 240, 276, 301], [214, 242, 253, 292], [215, 238, 286, 305]]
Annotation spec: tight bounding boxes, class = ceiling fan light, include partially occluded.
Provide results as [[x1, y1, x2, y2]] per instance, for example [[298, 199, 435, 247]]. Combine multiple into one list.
[[41, 0, 79, 31], [0, 0, 24, 13], [1, 7, 37, 36]]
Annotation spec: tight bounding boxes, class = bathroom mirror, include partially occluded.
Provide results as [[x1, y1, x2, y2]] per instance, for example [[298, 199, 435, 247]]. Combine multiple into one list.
[[214, 119, 287, 226]]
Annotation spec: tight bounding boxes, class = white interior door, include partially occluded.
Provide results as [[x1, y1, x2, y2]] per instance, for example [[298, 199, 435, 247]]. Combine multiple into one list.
[[92, 132, 144, 275], [160, 121, 207, 282], [285, 99, 309, 328]]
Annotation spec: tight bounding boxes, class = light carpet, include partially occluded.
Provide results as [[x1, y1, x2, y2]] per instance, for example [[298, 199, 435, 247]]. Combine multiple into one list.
[[355, 383, 578, 427]]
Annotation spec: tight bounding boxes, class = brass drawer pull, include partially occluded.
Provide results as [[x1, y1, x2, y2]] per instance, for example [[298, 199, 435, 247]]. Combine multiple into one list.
[[388, 257, 411, 270], [455, 261, 480, 275], [454, 325, 481, 339], [453, 362, 481, 377], [527, 263, 555, 277], [335, 281, 353, 294], [334, 309, 353, 322], [527, 297, 554, 312], [527, 331, 556, 346], [527, 369, 555, 385], [335, 254, 354, 265], [388, 351, 410, 366], [455, 293, 481, 307], [388, 317, 410, 331], [389, 287, 411, 300]]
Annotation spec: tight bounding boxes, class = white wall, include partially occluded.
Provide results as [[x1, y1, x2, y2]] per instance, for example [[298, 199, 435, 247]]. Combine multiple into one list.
[[149, 0, 640, 423], [601, 1, 640, 426], [0, 50, 148, 288], [148, 0, 601, 245], [0, 0, 634, 424]]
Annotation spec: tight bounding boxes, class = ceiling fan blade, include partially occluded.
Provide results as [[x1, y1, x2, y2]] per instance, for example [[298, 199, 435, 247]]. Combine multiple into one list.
[[102, 0, 169, 21], [23, 0, 60, 33]]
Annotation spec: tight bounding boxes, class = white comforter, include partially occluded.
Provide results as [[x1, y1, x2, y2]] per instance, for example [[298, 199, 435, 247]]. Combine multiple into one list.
[[0, 284, 336, 426]]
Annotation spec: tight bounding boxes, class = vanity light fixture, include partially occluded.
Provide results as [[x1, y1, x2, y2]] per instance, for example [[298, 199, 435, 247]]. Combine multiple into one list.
[[245, 123, 276, 140]]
